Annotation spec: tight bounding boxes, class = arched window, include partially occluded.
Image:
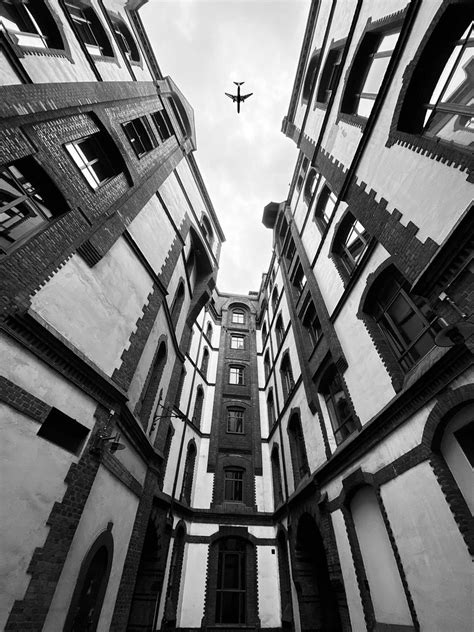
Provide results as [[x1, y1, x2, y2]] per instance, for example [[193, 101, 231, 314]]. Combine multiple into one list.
[[227, 407, 244, 434], [229, 365, 244, 385], [110, 14, 140, 61], [271, 445, 283, 507], [280, 353, 295, 400], [332, 212, 371, 281], [313, 184, 336, 231], [64, 530, 113, 632], [319, 365, 358, 445], [261, 321, 267, 342], [264, 351, 271, 382], [65, 2, 113, 57], [180, 442, 196, 504], [0, 157, 67, 256], [164, 524, 186, 626], [137, 341, 167, 430], [174, 368, 186, 408], [341, 21, 401, 119], [396, 2, 473, 155], [224, 468, 244, 502], [0, 0, 63, 49], [271, 287, 279, 313], [291, 263, 306, 296], [170, 280, 185, 327], [267, 390, 276, 426], [200, 347, 209, 377], [206, 322, 213, 342], [287, 413, 309, 487], [161, 422, 174, 481], [276, 531, 293, 628], [275, 314, 285, 347], [363, 266, 441, 374], [303, 167, 318, 204], [302, 50, 320, 104], [231, 308, 245, 325], [192, 386, 204, 428], [300, 299, 322, 350], [350, 485, 413, 627]]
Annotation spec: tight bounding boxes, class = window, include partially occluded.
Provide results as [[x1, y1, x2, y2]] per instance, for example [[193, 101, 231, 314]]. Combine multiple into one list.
[[122, 117, 157, 157], [200, 347, 209, 377], [65, 134, 119, 189], [224, 469, 244, 502], [264, 351, 271, 382], [137, 342, 167, 429], [396, 4, 473, 154], [313, 184, 336, 231], [0, 0, 62, 49], [192, 386, 204, 428], [291, 263, 306, 297], [170, 281, 185, 327], [285, 236, 296, 263], [320, 366, 358, 445], [271, 447, 283, 507], [261, 322, 267, 342], [110, 15, 139, 62], [232, 309, 245, 325], [271, 287, 279, 313], [0, 157, 65, 255], [276, 315, 285, 347], [341, 27, 401, 118], [366, 269, 441, 372], [302, 50, 320, 104], [267, 391, 276, 426], [440, 406, 474, 514], [303, 167, 318, 204], [206, 323, 213, 341], [202, 215, 215, 248], [227, 408, 244, 434], [333, 212, 371, 277], [287, 413, 309, 486], [37, 408, 89, 454], [180, 442, 196, 504], [65, 2, 113, 57], [151, 109, 173, 141], [216, 538, 246, 624], [301, 300, 322, 349], [229, 365, 244, 385], [230, 334, 245, 350], [316, 45, 344, 104], [280, 353, 295, 400]]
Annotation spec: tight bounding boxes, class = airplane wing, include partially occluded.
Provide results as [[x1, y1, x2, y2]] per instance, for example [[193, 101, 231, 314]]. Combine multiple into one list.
[[241, 93, 253, 101], [225, 93, 237, 102]]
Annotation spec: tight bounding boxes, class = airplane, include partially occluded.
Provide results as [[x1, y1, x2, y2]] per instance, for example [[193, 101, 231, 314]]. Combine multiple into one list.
[[225, 82, 253, 113]]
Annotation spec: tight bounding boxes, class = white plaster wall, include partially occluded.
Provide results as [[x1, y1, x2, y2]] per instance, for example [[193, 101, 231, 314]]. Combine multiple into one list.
[[178, 543, 208, 627], [381, 462, 472, 631], [331, 509, 366, 632], [42, 466, 139, 632], [248, 526, 276, 539], [259, 387, 270, 436], [162, 417, 185, 496], [159, 172, 191, 228], [0, 51, 23, 85], [31, 243, 153, 376], [200, 386, 215, 435], [127, 195, 178, 277], [0, 405, 73, 631], [257, 546, 281, 627], [114, 434, 147, 485]]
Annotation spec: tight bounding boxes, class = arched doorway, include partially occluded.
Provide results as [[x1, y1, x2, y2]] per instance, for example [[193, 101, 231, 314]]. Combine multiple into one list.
[[293, 513, 342, 632]]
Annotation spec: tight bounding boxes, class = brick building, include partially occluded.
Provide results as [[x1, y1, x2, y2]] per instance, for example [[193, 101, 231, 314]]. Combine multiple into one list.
[[0, 1, 473, 632]]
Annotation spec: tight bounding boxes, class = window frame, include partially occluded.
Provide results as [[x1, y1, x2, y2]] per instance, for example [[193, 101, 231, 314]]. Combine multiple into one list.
[[215, 538, 246, 624], [231, 309, 245, 325], [227, 408, 244, 434], [0, 1, 63, 50], [280, 353, 295, 400], [65, 134, 119, 190], [151, 108, 174, 141], [229, 365, 245, 386], [230, 334, 245, 350], [122, 116, 158, 158], [313, 183, 337, 232], [224, 468, 244, 502], [319, 366, 358, 445], [331, 211, 372, 283], [65, 1, 113, 57]]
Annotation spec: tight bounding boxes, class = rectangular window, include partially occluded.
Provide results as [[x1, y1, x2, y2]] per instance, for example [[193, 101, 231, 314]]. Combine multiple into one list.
[[65, 135, 117, 189], [151, 109, 173, 141], [230, 334, 245, 349], [224, 470, 243, 501], [229, 366, 244, 385], [216, 540, 246, 624], [227, 409, 244, 434], [232, 310, 245, 324], [122, 116, 157, 157], [37, 408, 89, 454]]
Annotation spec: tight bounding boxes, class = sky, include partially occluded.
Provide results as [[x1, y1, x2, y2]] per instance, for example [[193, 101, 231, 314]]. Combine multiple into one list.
[[140, 0, 310, 294]]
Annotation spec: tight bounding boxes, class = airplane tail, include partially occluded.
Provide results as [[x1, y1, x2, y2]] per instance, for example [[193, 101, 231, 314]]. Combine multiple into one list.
[[233, 81, 244, 86]]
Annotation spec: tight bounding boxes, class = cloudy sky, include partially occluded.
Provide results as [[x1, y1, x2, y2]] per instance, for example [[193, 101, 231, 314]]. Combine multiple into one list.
[[141, 0, 310, 294]]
